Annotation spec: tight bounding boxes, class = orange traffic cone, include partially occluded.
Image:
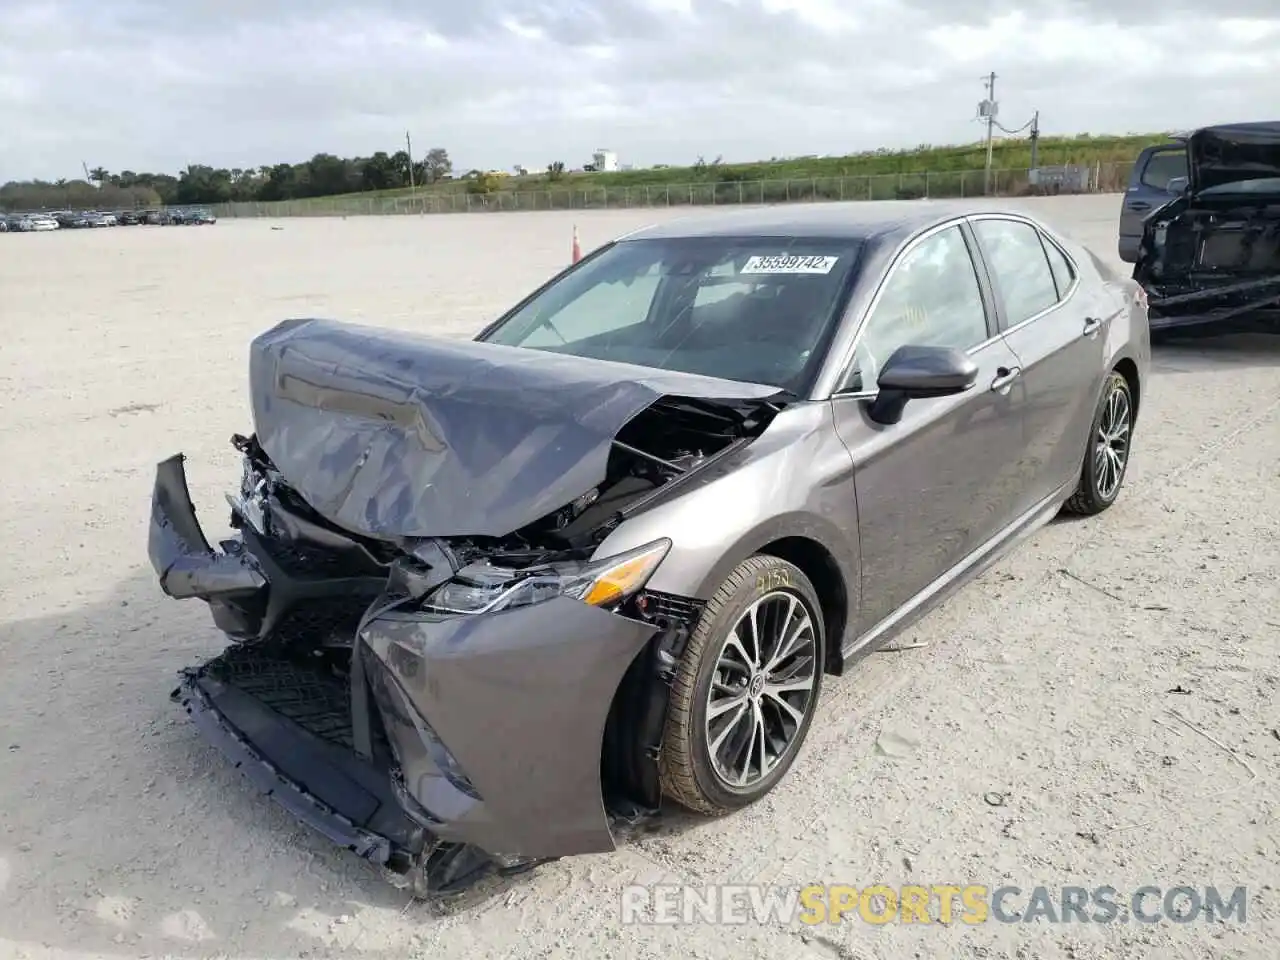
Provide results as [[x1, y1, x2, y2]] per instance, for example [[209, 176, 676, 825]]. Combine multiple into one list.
[[571, 225, 582, 264]]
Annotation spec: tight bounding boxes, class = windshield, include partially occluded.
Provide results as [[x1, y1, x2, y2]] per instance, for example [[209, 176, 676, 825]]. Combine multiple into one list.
[[479, 236, 861, 391]]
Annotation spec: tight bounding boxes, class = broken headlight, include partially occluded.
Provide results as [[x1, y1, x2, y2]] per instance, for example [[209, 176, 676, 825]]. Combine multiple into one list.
[[422, 539, 671, 615], [226, 455, 269, 536]]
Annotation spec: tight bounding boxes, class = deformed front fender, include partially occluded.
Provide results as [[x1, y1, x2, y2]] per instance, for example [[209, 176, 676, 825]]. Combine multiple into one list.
[[359, 597, 660, 860], [590, 402, 860, 618]]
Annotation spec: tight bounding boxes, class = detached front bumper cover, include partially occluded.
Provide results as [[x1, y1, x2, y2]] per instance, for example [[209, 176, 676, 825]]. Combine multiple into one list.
[[151, 453, 668, 887], [357, 596, 659, 860], [171, 671, 401, 864]]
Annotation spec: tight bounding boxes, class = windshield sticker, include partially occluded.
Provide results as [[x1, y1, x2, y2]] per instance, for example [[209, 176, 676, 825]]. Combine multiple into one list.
[[740, 255, 840, 275]]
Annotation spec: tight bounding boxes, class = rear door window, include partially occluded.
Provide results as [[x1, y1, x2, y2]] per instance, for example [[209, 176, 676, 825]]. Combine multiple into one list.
[[1139, 149, 1188, 191], [971, 218, 1060, 328], [1041, 236, 1077, 299]]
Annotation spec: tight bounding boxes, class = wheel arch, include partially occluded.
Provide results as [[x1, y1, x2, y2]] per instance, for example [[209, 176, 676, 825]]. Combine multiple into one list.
[[598, 512, 858, 814], [681, 513, 858, 677], [753, 536, 849, 677], [1112, 356, 1141, 421]]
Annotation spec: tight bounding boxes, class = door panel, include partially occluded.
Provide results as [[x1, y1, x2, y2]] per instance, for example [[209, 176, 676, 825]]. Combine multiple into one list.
[[1119, 145, 1187, 262], [829, 222, 1030, 636], [970, 218, 1107, 510], [834, 337, 1026, 632]]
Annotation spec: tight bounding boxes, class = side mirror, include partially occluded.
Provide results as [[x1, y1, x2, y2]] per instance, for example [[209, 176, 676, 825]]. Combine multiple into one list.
[[1166, 176, 1189, 194], [868, 344, 978, 425]]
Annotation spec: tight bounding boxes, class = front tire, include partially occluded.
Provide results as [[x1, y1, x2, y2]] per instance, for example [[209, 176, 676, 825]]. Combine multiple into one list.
[[659, 555, 825, 816], [1063, 370, 1134, 516]]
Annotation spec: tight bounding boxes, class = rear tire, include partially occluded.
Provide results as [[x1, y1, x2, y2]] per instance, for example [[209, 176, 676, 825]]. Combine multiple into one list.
[[659, 555, 825, 816], [1063, 370, 1134, 516]]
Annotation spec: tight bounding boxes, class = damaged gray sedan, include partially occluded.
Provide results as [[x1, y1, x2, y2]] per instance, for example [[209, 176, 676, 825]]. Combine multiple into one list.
[[151, 204, 1150, 894]]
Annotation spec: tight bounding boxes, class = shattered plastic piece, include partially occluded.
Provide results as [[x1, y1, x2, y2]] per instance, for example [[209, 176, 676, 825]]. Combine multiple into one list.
[[149, 455, 266, 600], [873, 731, 919, 758]]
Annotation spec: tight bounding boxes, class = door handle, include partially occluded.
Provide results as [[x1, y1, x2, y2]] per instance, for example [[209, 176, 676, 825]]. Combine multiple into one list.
[[1128, 201, 1151, 211], [990, 367, 1021, 393], [1082, 316, 1103, 338]]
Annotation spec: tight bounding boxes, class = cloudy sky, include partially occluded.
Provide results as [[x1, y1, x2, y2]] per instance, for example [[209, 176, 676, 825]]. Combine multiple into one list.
[[2, 0, 1279, 181]]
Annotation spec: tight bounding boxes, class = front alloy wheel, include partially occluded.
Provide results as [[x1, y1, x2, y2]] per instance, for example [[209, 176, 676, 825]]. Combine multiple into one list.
[[705, 592, 818, 788], [660, 555, 825, 815]]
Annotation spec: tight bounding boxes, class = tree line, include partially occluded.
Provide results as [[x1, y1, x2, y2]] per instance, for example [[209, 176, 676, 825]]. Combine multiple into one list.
[[1, 148, 454, 212]]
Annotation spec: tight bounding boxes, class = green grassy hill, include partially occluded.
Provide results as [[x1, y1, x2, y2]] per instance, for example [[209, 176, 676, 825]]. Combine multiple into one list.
[[337, 133, 1173, 201]]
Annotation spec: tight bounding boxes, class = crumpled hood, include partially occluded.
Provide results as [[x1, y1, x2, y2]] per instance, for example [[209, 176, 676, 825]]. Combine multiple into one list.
[[248, 318, 782, 540], [1188, 121, 1280, 193]]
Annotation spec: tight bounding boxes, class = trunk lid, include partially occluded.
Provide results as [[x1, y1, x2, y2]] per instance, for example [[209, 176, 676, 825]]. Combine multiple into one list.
[[248, 318, 782, 540]]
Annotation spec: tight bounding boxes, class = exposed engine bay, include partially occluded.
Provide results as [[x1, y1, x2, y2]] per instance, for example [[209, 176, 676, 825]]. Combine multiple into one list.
[[225, 390, 777, 610], [1138, 203, 1280, 289], [433, 393, 776, 565], [1133, 123, 1280, 332]]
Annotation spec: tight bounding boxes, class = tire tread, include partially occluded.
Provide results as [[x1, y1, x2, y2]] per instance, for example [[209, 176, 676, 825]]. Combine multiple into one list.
[[658, 555, 819, 816]]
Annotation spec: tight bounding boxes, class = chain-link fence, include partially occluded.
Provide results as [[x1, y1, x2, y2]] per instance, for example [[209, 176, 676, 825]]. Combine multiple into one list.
[[209, 161, 1135, 219]]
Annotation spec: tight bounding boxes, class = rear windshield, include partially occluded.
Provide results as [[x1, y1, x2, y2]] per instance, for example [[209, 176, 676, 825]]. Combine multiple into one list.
[[480, 236, 861, 391]]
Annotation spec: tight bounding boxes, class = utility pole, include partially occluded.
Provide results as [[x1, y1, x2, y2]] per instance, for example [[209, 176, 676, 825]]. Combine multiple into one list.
[[1029, 109, 1040, 170], [980, 72, 997, 196], [405, 131, 415, 193]]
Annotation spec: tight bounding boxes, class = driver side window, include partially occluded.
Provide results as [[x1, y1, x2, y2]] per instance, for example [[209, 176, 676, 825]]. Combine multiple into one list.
[[846, 225, 989, 392], [519, 264, 662, 347]]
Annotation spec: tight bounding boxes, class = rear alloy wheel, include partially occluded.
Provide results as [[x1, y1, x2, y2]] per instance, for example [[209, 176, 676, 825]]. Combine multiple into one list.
[[659, 555, 825, 815], [1063, 370, 1134, 516]]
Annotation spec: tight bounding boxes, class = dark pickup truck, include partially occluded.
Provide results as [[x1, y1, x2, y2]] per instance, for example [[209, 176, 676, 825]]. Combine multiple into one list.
[[1128, 121, 1280, 335], [1118, 139, 1189, 264]]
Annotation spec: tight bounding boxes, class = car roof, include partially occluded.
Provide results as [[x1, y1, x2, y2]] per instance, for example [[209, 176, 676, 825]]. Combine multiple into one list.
[[620, 200, 1051, 245]]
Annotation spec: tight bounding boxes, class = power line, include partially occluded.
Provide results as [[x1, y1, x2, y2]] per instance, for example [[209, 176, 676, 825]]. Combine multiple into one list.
[[993, 117, 1034, 135], [974, 73, 1041, 193]]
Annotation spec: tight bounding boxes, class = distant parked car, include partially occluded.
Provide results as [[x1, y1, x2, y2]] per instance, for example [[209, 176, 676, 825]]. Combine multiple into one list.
[[20, 215, 59, 231], [1118, 139, 1188, 263], [142, 209, 165, 225], [117, 211, 141, 225], [0, 218, 7, 233], [97, 212, 118, 227]]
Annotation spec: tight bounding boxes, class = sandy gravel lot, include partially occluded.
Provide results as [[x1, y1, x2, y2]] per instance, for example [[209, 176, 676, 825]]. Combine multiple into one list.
[[1, 196, 1277, 960]]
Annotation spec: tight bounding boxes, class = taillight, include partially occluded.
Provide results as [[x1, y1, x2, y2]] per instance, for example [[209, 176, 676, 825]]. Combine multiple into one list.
[[1133, 285, 1148, 311]]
